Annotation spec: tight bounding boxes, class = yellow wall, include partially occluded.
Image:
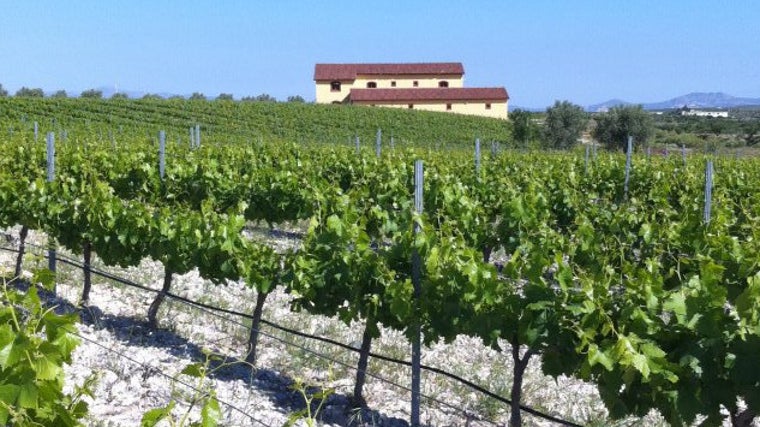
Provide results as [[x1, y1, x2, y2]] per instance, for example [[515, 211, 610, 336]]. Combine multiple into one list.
[[316, 74, 465, 103], [353, 74, 463, 89], [353, 99, 508, 120], [315, 81, 350, 104]]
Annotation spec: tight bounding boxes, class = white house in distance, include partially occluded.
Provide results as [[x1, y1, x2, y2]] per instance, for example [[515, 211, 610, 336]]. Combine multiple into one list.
[[314, 62, 509, 119], [679, 107, 729, 118]]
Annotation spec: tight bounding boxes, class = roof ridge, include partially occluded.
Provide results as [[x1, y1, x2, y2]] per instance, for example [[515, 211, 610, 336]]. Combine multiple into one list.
[[315, 63, 465, 80]]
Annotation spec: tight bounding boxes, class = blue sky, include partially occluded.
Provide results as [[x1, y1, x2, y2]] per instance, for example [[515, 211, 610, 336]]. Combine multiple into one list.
[[1, 1, 758, 108]]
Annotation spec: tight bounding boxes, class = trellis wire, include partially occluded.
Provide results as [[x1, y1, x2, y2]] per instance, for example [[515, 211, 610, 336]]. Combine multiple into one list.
[[1, 242, 581, 426]]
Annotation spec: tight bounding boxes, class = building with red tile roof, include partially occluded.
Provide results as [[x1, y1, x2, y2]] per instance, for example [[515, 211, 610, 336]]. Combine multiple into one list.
[[314, 62, 508, 119]]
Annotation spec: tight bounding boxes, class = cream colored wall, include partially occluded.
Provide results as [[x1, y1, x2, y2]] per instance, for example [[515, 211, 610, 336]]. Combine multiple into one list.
[[353, 99, 508, 120], [316, 73, 465, 103], [315, 81, 352, 104], [353, 74, 464, 89]]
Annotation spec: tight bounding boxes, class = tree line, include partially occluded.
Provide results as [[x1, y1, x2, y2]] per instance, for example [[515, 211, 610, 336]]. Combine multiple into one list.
[[0, 83, 305, 103], [511, 101, 653, 152], [512, 100, 760, 152]]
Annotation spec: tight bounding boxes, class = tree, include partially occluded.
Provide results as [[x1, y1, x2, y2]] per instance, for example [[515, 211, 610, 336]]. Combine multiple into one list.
[[15, 87, 44, 98], [216, 93, 234, 101], [593, 105, 654, 151], [509, 109, 539, 148], [543, 100, 588, 149], [743, 121, 760, 147], [0, 83, 7, 97], [255, 93, 276, 102], [286, 95, 305, 103], [111, 92, 129, 100], [141, 93, 161, 100], [189, 92, 206, 101], [51, 90, 67, 98], [242, 93, 276, 102], [80, 89, 103, 99]]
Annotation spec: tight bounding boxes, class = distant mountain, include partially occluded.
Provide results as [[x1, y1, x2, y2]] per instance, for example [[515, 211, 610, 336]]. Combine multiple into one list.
[[509, 105, 545, 112], [643, 92, 760, 110], [586, 99, 633, 112], [587, 92, 760, 112]]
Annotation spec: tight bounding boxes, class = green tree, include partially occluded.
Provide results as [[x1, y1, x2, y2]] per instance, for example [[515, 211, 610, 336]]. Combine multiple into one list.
[[255, 93, 276, 102], [189, 92, 206, 101], [287, 95, 305, 103], [543, 100, 588, 149], [51, 90, 68, 98], [141, 93, 161, 100], [80, 89, 103, 99], [216, 93, 234, 101], [743, 121, 760, 146], [111, 92, 129, 100], [0, 84, 7, 97], [509, 108, 539, 148], [15, 87, 44, 98], [593, 105, 654, 151]]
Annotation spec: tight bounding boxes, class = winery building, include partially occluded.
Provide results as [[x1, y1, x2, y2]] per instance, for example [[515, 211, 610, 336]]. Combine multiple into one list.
[[314, 62, 509, 119]]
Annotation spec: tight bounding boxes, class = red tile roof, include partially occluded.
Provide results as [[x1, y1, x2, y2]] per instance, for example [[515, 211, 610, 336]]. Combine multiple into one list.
[[314, 63, 464, 81], [349, 87, 509, 102]]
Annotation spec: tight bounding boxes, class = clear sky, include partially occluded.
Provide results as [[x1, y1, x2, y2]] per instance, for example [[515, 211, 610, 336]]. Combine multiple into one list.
[[1, 1, 758, 109]]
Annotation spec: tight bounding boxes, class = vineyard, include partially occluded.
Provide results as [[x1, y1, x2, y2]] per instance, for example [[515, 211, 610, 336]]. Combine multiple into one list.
[[1, 98, 760, 426]]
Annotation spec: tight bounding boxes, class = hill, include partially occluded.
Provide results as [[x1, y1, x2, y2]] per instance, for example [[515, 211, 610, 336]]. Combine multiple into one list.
[[587, 92, 760, 112], [0, 98, 510, 147]]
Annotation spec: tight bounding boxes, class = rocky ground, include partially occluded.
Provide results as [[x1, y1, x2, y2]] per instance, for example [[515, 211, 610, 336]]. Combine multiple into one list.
[[0, 226, 670, 427]]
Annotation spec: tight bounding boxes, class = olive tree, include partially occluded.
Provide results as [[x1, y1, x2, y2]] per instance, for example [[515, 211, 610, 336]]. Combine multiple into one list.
[[15, 87, 44, 98], [80, 89, 103, 99], [509, 109, 539, 148], [593, 105, 654, 151], [543, 100, 588, 149]]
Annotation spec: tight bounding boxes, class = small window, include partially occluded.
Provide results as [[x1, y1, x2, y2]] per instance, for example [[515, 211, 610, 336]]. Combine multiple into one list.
[[446, 103, 452, 111], [408, 104, 414, 109], [367, 81, 377, 88], [439, 81, 449, 88], [330, 81, 341, 92], [413, 81, 419, 87], [485, 103, 492, 110], [391, 81, 397, 87]]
